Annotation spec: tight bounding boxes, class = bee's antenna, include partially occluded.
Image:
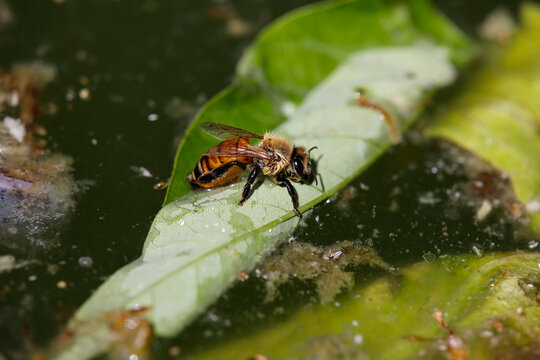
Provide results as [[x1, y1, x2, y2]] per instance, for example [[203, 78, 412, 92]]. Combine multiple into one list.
[[308, 146, 318, 153]]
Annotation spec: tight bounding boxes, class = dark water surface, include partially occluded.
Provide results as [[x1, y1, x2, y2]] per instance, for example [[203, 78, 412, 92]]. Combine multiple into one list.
[[0, 0, 531, 358]]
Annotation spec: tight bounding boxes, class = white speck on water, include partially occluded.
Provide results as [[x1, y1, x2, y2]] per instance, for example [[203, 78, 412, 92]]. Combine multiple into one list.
[[351, 320, 359, 327], [91, 138, 98, 145], [315, 215, 320, 223], [3, 116, 25, 142], [268, 228, 272, 233], [353, 334, 364, 345], [418, 191, 439, 205], [431, 166, 438, 174], [208, 312, 219, 322], [129, 355, 139, 360], [78, 256, 93, 268], [179, 219, 185, 226], [148, 113, 159, 121], [476, 199, 492, 221], [359, 182, 369, 191], [221, 228, 226, 233], [28, 275, 37, 281], [334, 301, 340, 307], [472, 244, 484, 257], [65, 87, 76, 101], [79, 88, 90, 100], [528, 241, 539, 249], [130, 166, 152, 178]]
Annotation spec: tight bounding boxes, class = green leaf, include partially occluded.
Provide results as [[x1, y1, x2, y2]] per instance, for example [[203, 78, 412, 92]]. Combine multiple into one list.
[[426, 3, 540, 233], [164, 0, 472, 205], [182, 252, 540, 360]]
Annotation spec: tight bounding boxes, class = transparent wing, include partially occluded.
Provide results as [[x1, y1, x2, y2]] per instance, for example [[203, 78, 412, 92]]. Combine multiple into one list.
[[200, 122, 264, 140], [203, 142, 274, 162]]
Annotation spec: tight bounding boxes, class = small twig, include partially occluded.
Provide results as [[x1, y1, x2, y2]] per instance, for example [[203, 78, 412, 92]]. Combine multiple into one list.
[[354, 93, 402, 142]]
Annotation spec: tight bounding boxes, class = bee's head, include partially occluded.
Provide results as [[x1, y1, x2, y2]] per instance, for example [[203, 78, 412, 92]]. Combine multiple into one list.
[[290, 146, 317, 183]]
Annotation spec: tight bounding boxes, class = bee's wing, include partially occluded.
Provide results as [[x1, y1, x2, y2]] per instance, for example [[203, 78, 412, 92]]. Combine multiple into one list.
[[203, 143, 274, 162], [200, 122, 264, 140]]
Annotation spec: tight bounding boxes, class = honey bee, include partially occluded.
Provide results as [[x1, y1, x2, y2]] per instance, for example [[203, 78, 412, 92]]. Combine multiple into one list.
[[188, 122, 317, 216]]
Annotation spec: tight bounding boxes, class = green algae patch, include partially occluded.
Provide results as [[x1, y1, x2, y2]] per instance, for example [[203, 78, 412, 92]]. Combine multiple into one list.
[[183, 253, 540, 360]]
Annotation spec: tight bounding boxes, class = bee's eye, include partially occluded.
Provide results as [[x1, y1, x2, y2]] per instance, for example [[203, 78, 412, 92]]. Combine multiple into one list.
[[293, 158, 304, 174]]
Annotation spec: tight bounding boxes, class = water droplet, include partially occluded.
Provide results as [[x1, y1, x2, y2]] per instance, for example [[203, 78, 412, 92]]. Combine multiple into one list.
[[422, 251, 436, 263], [78, 256, 93, 268], [208, 312, 219, 322]]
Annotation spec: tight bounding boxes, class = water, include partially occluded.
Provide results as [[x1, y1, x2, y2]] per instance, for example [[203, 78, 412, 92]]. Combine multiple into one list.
[[0, 0, 530, 358]]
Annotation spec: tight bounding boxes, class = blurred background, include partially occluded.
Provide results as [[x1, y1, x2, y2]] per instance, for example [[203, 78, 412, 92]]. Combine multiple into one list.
[[0, 0, 530, 358]]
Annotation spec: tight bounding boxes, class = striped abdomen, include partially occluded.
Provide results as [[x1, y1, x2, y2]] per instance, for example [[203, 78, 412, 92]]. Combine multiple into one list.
[[187, 138, 253, 188]]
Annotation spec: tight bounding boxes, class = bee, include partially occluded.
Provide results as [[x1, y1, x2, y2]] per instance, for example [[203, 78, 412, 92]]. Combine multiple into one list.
[[188, 122, 317, 216]]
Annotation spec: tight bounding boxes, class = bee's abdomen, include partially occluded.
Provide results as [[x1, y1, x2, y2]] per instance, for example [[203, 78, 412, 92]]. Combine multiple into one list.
[[188, 138, 252, 188]]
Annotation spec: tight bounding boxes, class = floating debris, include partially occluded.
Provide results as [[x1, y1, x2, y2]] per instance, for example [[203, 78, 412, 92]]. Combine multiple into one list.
[[0, 254, 38, 273], [130, 166, 153, 178], [153, 180, 169, 190], [404, 311, 469, 360], [1, 64, 76, 248], [257, 240, 392, 303], [205, 5, 254, 37], [78, 256, 93, 268], [476, 199, 493, 221]]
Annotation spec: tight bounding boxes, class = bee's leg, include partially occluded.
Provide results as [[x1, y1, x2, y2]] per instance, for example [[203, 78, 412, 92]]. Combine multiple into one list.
[[238, 166, 259, 206], [282, 179, 301, 217]]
